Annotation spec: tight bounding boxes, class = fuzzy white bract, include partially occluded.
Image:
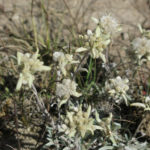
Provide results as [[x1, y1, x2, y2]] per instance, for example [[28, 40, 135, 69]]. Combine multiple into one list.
[[132, 37, 150, 62], [16, 52, 51, 90], [105, 76, 129, 105]]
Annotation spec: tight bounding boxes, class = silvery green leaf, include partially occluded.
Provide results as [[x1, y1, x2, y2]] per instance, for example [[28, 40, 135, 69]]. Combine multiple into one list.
[[99, 146, 114, 150], [130, 103, 146, 109]]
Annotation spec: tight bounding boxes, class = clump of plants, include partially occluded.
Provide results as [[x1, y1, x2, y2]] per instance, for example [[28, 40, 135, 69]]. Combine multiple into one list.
[[1, 2, 150, 149]]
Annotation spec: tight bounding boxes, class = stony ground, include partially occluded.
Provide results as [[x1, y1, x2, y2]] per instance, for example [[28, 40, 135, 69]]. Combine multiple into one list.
[[0, 0, 150, 33]]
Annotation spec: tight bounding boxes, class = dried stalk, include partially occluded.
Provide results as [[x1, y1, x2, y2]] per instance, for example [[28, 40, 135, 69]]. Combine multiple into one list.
[[32, 84, 50, 118]]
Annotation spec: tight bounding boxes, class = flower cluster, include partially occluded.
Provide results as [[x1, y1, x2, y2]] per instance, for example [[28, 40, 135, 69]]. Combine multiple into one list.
[[132, 37, 150, 63], [16, 51, 51, 90], [14, 12, 150, 149], [59, 105, 102, 138], [53, 51, 79, 76], [105, 76, 129, 105], [55, 79, 81, 107], [56, 79, 81, 99], [76, 25, 110, 62], [76, 15, 121, 62]]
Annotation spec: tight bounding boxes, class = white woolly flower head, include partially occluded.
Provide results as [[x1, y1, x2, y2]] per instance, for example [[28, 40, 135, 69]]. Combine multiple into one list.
[[56, 79, 82, 99], [53, 51, 64, 62], [100, 14, 121, 34], [109, 76, 129, 93], [105, 76, 129, 105], [17, 52, 50, 72], [16, 51, 51, 90], [132, 37, 150, 61]]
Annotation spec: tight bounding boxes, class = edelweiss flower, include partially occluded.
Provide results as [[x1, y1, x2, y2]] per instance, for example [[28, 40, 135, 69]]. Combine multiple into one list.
[[53, 52, 79, 76], [56, 79, 81, 99], [76, 15, 121, 62], [60, 105, 102, 138], [76, 26, 110, 62], [105, 76, 129, 105], [132, 37, 150, 62], [16, 51, 51, 90], [17, 52, 50, 72]]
